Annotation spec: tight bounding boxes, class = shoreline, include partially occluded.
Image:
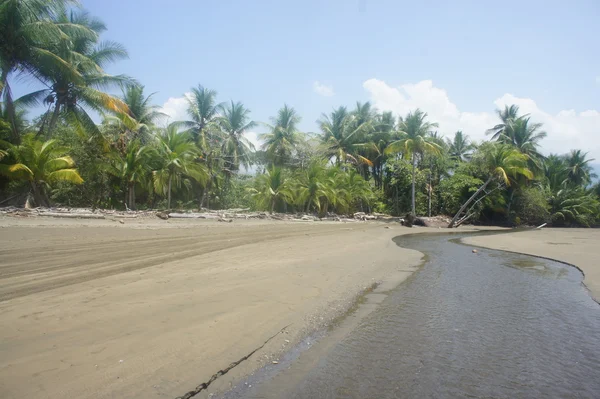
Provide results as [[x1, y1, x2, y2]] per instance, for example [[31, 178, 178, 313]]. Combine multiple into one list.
[[463, 228, 600, 303], [0, 217, 473, 399]]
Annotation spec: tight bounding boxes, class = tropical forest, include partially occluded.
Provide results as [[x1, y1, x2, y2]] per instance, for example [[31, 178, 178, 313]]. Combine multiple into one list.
[[1, 0, 599, 228]]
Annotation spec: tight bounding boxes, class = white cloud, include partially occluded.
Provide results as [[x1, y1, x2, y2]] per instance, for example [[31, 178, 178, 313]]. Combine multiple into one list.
[[313, 81, 335, 97], [363, 78, 600, 160], [245, 131, 262, 150], [160, 92, 192, 123]]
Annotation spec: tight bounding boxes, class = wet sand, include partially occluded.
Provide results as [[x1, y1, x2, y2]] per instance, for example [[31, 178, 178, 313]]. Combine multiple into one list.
[[464, 228, 600, 301], [0, 217, 447, 399]]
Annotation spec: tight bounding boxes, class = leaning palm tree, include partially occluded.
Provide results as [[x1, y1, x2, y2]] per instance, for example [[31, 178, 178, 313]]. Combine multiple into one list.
[[152, 123, 207, 209], [260, 104, 303, 167], [0, 133, 83, 206], [0, 0, 96, 142], [564, 149, 596, 187], [447, 131, 475, 162], [448, 143, 533, 227], [385, 109, 441, 216], [218, 100, 256, 174]]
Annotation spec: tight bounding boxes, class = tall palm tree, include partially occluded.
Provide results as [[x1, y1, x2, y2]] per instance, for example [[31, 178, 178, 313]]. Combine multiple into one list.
[[318, 106, 372, 166], [448, 143, 533, 227], [0, 133, 83, 206], [21, 10, 132, 138], [565, 150, 596, 187], [447, 131, 475, 162], [385, 109, 440, 216], [218, 100, 256, 174], [182, 84, 223, 148], [260, 104, 303, 167], [0, 0, 96, 142], [498, 116, 546, 172], [105, 140, 154, 209], [486, 104, 521, 139], [152, 123, 207, 209]]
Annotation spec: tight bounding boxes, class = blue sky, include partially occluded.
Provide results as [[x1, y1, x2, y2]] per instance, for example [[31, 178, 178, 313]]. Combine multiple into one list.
[[12, 0, 600, 160]]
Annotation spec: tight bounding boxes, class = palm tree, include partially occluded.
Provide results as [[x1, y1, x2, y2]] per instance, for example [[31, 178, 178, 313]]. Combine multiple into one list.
[[486, 104, 521, 139], [0, 133, 83, 206], [548, 187, 599, 227], [448, 143, 533, 227], [247, 166, 290, 213], [565, 150, 596, 187], [182, 85, 223, 148], [543, 154, 568, 193], [152, 123, 207, 209], [291, 161, 332, 213], [218, 101, 256, 174], [260, 104, 303, 167], [385, 109, 441, 216], [447, 131, 475, 162], [21, 10, 132, 138], [0, 0, 96, 142], [105, 140, 154, 209], [318, 106, 372, 166]]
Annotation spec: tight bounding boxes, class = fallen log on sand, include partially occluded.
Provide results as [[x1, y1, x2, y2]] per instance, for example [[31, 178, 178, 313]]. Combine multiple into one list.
[[38, 212, 105, 219]]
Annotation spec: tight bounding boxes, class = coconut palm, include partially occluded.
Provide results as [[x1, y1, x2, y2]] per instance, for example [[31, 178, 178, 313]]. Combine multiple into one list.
[[548, 187, 599, 227], [20, 10, 132, 138], [486, 104, 521, 139], [318, 106, 372, 167], [218, 101, 256, 174], [291, 161, 332, 213], [448, 143, 533, 227], [447, 131, 475, 162], [247, 166, 290, 213], [152, 123, 207, 209], [0, 0, 96, 142], [0, 133, 83, 206], [543, 154, 568, 193], [182, 85, 223, 149], [105, 140, 155, 210], [260, 104, 303, 167], [564, 150, 596, 187], [385, 109, 441, 216]]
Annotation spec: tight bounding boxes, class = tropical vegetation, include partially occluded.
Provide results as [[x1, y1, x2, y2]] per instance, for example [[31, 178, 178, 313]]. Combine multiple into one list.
[[1, 1, 599, 227]]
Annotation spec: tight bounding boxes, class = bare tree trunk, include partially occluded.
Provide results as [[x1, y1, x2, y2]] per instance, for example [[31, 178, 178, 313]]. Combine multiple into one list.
[[411, 153, 417, 216], [448, 177, 493, 228], [167, 174, 173, 209], [30, 181, 48, 207]]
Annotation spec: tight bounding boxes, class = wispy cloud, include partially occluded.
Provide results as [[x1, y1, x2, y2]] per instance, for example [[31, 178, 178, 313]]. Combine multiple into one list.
[[313, 81, 335, 97]]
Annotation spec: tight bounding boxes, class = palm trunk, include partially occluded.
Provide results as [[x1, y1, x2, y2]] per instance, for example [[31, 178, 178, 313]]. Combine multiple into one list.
[[128, 183, 136, 210], [270, 197, 276, 214], [1, 68, 21, 144], [167, 174, 173, 209], [30, 181, 48, 207], [448, 177, 493, 228], [427, 170, 432, 217], [47, 103, 62, 136], [411, 153, 417, 216]]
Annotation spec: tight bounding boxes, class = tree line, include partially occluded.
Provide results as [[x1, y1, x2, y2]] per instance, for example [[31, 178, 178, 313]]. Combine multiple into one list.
[[1, 0, 599, 227]]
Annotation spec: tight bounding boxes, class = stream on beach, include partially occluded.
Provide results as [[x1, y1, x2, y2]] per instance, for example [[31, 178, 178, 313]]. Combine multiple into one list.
[[226, 232, 600, 399]]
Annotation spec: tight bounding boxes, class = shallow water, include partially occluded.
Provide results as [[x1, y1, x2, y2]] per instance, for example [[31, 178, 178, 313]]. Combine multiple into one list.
[[233, 232, 600, 399]]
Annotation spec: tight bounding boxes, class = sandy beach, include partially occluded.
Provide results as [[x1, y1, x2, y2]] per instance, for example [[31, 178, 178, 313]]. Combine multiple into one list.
[[0, 217, 432, 399], [464, 228, 600, 302]]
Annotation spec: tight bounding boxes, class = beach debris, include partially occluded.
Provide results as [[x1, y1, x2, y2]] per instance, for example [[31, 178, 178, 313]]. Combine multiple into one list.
[[156, 212, 169, 220], [119, 359, 124, 363], [218, 217, 233, 223], [272, 360, 278, 364], [536, 223, 547, 229], [472, 249, 478, 253], [118, 219, 124, 224]]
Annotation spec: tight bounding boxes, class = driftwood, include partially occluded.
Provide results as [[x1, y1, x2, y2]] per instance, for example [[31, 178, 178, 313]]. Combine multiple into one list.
[[38, 212, 105, 219]]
